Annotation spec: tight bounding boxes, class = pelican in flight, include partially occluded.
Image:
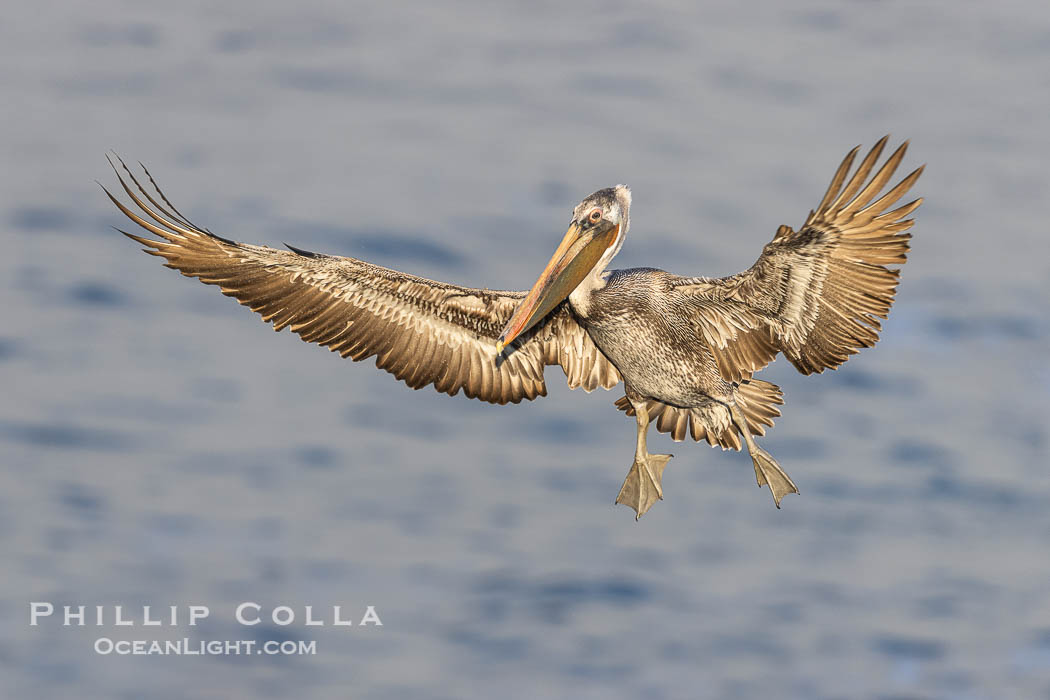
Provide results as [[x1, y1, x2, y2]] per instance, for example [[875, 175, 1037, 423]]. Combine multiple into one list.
[[103, 137, 922, 519]]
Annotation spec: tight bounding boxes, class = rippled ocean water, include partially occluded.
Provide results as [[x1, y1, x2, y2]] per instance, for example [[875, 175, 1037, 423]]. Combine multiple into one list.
[[2, 2, 1049, 698]]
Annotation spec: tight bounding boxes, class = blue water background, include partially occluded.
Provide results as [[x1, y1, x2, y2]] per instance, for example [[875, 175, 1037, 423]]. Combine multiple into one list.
[[2, 2, 1049, 698]]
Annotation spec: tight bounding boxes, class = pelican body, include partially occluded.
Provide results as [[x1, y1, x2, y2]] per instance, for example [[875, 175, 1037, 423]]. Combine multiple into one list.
[[105, 137, 922, 519]]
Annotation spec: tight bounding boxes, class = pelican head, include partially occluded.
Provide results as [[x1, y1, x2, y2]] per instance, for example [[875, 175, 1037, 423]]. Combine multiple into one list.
[[497, 185, 631, 352]]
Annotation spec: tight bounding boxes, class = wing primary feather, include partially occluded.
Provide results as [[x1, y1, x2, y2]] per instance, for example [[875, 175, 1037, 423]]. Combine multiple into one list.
[[114, 153, 196, 231], [138, 160, 206, 230], [815, 145, 859, 214], [853, 165, 925, 220], [106, 154, 200, 240], [829, 135, 888, 212], [285, 243, 324, 258], [840, 141, 908, 216]]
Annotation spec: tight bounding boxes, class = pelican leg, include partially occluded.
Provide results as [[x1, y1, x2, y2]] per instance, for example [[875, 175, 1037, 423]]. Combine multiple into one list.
[[615, 399, 673, 520], [728, 403, 799, 508]]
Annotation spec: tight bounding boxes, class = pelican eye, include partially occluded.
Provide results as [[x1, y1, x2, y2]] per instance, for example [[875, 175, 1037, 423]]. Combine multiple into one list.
[[588, 209, 602, 223]]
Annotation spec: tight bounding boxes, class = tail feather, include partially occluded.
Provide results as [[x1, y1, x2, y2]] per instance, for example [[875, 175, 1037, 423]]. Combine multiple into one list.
[[613, 379, 783, 451]]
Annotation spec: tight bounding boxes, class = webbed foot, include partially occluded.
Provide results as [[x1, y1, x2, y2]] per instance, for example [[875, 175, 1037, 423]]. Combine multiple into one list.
[[615, 453, 672, 520], [750, 446, 799, 508]]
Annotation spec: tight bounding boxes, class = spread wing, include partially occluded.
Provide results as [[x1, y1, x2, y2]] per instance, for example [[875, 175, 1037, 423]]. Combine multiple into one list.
[[103, 157, 620, 404], [670, 136, 922, 377]]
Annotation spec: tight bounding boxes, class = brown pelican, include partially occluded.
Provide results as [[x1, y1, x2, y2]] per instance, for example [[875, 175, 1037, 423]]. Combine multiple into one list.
[[103, 136, 922, 519]]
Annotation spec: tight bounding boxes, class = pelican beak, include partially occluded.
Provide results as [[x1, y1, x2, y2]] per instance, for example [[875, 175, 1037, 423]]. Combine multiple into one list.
[[496, 219, 618, 353]]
